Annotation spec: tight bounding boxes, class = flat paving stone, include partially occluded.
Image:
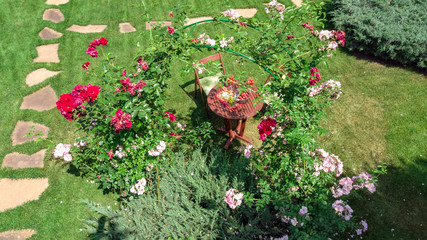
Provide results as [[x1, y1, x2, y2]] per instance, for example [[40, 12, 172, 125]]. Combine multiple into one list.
[[11, 121, 49, 146], [42, 9, 64, 23], [0, 178, 49, 212], [292, 0, 303, 7], [20, 85, 58, 112], [66, 24, 107, 33], [45, 0, 69, 5], [119, 22, 136, 33], [185, 17, 213, 26], [26, 68, 61, 87], [2, 150, 46, 169], [222, 8, 258, 18], [39, 27, 63, 40], [145, 21, 171, 30], [0, 229, 36, 240], [33, 43, 60, 63]]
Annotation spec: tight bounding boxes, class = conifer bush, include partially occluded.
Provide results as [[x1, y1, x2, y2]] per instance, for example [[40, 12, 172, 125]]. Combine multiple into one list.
[[330, 0, 427, 68], [84, 148, 286, 239]]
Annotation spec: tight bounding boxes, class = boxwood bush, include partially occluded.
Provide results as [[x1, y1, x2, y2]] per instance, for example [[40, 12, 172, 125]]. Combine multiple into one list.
[[330, 0, 427, 68]]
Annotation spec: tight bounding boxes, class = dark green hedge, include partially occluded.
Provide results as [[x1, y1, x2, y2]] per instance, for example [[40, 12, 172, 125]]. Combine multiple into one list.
[[330, 0, 427, 68]]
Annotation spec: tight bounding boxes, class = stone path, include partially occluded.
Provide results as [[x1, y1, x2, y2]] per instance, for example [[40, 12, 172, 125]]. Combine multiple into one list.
[[0, 229, 36, 240], [119, 22, 136, 33], [39, 27, 63, 40], [1, 1, 301, 238], [66, 24, 107, 33], [2, 150, 46, 169], [42, 9, 64, 23], [26, 68, 62, 87], [20, 86, 58, 111], [292, 0, 303, 7], [145, 21, 171, 30], [33, 43, 60, 63], [224, 8, 258, 18], [0, 1, 65, 237], [0, 178, 49, 212], [45, 0, 69, 5], [11, 121, 49, 146]]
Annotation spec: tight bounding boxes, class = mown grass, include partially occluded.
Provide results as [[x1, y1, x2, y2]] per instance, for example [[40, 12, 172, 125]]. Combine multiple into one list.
[[317, 49, 427, 239], [0, 0, 425, 239]]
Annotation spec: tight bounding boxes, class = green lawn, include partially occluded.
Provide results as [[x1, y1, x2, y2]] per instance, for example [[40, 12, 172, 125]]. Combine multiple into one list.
[[317, 51, 427, 239], [0, 0, 426, 239]]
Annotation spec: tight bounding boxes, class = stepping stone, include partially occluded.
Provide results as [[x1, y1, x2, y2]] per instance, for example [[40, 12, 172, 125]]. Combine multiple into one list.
[[66, 24, 107, 33], [42, 9, 64, 23], [11, 121, 49, 146], [20, 85, 58, 112], [39, 27, 63, 40], [223, 8, 258, 18], [26, 68, 61, 87], [45, 0, 69, 5], [119, 22, 136, 33], [2, 150, 46, 169], [145, 21, 171, 30], [291, 0, 302, 7], [186, 17, 213, 26], [0, 229, 36, 240], [33, 43, 60, 63], [0, 178, 49, 212]]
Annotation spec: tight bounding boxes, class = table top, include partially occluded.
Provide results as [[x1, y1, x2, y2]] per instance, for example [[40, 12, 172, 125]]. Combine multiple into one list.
[[207, 84, 264, 120]]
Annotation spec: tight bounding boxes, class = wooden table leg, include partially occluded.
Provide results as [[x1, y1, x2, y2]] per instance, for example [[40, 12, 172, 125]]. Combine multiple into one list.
[[224, 119, 236, 149], [239, 118, 247, 136]]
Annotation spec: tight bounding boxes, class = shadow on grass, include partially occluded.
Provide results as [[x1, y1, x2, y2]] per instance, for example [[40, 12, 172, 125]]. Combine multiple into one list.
[[350, 155, 427, 239], [347, 50, 427, 75]]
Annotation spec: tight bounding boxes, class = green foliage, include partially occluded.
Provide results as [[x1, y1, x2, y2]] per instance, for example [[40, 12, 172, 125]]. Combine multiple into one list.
[[70, 46, 184, 193], [84, 148, 287, 239], [330, 0, 427, 68]]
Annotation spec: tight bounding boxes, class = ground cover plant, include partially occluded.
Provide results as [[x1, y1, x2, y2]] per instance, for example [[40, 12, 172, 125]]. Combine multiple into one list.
[[329, 0, 427, 68], [1, 0, 425, 239]]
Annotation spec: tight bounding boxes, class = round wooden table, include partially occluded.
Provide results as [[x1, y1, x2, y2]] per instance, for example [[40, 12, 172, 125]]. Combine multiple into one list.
[[207, 84, 264, 149]]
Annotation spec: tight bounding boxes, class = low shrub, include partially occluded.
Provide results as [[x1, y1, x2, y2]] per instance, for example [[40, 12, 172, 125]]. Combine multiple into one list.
[[330, 0, 427, 68], [84, 148, 286, 239]]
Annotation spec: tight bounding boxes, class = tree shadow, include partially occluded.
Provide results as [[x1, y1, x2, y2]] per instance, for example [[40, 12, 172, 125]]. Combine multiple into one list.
[[349, 155, 427, 239], [346, 49, 427, 75]]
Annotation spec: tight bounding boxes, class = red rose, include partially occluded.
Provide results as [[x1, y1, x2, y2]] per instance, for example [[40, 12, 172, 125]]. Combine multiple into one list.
[[86, 47, 98, 58], [82, 62, 90, 69], [168, 26, 175, 35], [89, 39, 100, 47], [165, 111, 175, 122], [86, 85, 100, 101], [310, 67, 319, 76], [257, 118, 277, 141], [168, 12, 173, 17], [99, 38, 108, 46]]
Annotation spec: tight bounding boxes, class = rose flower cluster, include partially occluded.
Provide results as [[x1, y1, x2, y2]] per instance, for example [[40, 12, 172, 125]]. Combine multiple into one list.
[[114, 78, 147, 96], [56, 84, 100, 121], [110, 109, 132, 133], [86, 37, 108, 58], [258, 118, 277, 141]]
